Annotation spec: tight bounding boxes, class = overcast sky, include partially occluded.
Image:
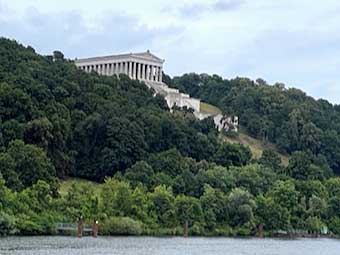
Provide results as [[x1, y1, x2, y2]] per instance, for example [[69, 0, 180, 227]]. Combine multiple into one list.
[[1, 0, 340, 103]]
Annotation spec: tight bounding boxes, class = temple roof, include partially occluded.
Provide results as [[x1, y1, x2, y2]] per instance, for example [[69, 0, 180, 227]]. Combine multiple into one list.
[[75, 50, 164, 64]]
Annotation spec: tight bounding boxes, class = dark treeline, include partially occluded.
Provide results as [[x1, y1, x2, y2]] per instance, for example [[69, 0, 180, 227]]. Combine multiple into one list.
[[169, 73, 340, 175], [1, 38, 340, 237]]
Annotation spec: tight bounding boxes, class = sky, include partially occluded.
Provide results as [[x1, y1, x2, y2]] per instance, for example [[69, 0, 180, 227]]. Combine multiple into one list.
[[1, 0, 340, 103]]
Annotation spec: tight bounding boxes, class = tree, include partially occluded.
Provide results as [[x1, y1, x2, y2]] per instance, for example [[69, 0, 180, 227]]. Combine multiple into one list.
[[213, 142, 252, 167], [101, 178, 133, 217], [24, 118, 53, 148], [307, 195, 326, 217], [130, 186, 153, 223], [227, 188, 256, 227], [196, 166, 235, 195], [175, 194, 202, 226], [268, 180, 299, 213], [150, 185, 176, 227], [233, 164, 277, 196], [63, 182, 99, 220], [255, 195, 289, 231], [305, 216, 323, 234], [5, 140, 56, 189], [259, 149, 282, 172], [200, 185, 227, 230], [300, 122, 322, 154], [124, 161, 155, 189], [325, 178, 340, 197], [287, 151, 313, 180], [53, 50, 64, 61]]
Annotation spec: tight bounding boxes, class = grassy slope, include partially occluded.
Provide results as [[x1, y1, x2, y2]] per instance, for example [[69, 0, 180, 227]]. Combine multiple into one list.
[[199, 102, 289, 166], [59, 178, 103, 197], [223, 131, 289, 166], [200, 102, 222, 115]]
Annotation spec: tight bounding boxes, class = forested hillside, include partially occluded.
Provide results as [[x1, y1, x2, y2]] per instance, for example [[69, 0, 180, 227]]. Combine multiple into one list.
[[1, 38, 340, 237], [169, 74, 340, 175], [0, 38, 251, 190]]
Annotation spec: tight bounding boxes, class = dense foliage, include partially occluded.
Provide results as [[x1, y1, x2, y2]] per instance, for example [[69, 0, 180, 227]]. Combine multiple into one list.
[[0, 38, 250, 189], [1, 38, 340, 237], [170, 73, 340, 175]]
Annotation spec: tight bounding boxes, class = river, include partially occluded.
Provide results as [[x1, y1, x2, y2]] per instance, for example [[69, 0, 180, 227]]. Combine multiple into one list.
[[0, 236, 340, 255]]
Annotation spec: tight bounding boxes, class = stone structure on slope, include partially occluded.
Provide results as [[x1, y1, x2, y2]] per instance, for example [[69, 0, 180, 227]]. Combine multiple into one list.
[[75, 50, 200, 113], [75, 51, 237, 132]]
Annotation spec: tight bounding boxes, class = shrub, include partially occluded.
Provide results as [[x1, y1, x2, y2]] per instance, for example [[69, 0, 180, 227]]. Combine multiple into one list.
[[100, 217, 143, 235], [329, 217, 340, 236], [0, 212, 16, 236]]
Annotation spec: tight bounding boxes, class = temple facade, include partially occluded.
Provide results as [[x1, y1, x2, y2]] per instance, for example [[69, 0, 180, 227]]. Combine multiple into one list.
[[75, 51, 201, 114], [75, 50, 163, 83], [75, 51, 238, 132]]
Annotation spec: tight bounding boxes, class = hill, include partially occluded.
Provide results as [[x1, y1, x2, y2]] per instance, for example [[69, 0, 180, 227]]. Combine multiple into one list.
[[0, 38, 250, 191], [170, 73, 340, 175], [1, 38, 340, 238]]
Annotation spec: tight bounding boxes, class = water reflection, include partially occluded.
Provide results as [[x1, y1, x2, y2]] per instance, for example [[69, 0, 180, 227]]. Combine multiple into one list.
[[0, 236, 339, 255]]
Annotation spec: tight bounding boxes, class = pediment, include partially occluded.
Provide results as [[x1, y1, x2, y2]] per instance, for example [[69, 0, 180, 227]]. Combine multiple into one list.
[[132, 51, 164, 63]]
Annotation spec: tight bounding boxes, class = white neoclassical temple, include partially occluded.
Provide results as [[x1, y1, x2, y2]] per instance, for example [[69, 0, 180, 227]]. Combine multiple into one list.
[[75, 51, 238, 132], [75, 51, 201, 113], [75, 50, 164, 83]]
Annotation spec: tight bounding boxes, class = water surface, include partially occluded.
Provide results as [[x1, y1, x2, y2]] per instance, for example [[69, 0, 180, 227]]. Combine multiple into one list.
[[0, 236, 339, 255]]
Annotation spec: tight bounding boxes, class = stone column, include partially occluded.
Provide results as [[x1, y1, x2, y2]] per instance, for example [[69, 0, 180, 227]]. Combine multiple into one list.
[[148, 65, 151, 80], [128, 62, 132, 78], [159, 67, 163, 82], [153, 66, 156, 81], [141, 64, 145, 80], [137, 63, 141, 80], [109, 63, 113, 75], [132, 62, 136, 79], [155, 66, 159, 82], [125, 62, 127, 74]]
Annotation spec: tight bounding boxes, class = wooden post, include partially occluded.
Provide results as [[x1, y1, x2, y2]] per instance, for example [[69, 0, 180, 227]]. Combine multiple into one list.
[[183, 220, 188, 237], [258, 223, 263, 238], [78, 216, 84, 238], [92, 219, 99, 238]]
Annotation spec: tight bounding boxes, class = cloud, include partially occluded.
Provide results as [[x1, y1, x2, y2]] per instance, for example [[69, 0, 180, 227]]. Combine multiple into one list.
[[177, 3, 206, 18], [213, 0, 246, 11], [0, 4, 182, 59], [165, 0, 246, 19], [2, 0, 340, 103]]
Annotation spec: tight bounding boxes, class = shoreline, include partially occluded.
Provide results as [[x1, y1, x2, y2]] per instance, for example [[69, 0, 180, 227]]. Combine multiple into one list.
[[1, 234, 338, 240]]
